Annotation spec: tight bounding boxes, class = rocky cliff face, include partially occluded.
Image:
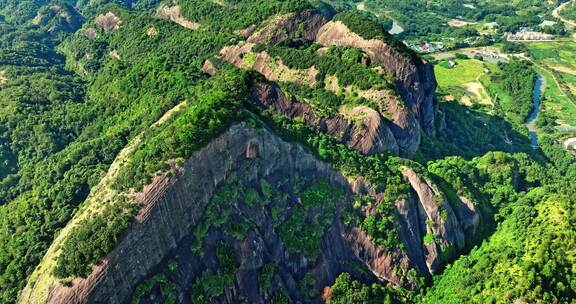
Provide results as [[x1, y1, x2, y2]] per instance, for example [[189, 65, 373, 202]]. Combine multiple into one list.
[[225, 11, 437, 157], [400, 167, 479, 274], [315, 21, 437, 137], [218, 42, 319, 86], [216, 42, 419, 156], [29, 123, 479, 303], [247, 11, 437, 138], [21, 9, 464, 304], [246, 9, 325, 44], [32, 124, 403, 303], [250, 82, 399, 155]]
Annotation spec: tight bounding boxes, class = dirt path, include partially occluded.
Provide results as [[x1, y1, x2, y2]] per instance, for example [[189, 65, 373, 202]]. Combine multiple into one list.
[[553, 0, 576, 28]]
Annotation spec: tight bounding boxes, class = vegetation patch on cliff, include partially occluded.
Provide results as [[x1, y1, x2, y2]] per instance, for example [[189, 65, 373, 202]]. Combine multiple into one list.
[[332, 12, 419, 61], [278, 180, 345, 260]]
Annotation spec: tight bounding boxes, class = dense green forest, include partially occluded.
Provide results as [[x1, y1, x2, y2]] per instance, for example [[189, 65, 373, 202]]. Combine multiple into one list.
[[0, 4, 232, 301], [0, 0, 574, 303], [319, 0, 565, 43], [494, 60, 537, 124], [559, 1, 576, 23]]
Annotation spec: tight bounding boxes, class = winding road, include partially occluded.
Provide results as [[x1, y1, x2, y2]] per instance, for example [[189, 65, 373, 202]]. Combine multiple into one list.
[[553, 0, 576, 28]]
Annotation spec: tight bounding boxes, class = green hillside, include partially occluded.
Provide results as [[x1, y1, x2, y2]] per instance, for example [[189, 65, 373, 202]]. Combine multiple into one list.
[[0, 1, 574, 303]]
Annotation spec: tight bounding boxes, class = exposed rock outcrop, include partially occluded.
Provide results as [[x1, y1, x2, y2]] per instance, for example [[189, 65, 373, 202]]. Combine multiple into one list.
[[95, 12, 121, 33], [401, 167, 466, 274], [26, 123, 413, 304], [219, 42, 318, 85], [454, 195, 480, 238], [217, 42, 411, 155], [354, 88, 420, 156], [324, 76, 420, 156], [343, 106, 400, 155], [155, 4, 200, 30], [32, 3, 84, 34], [250, 82, 399, 155], [243, 12, 437, 141], [247, 10, 326, 44], [218, 13, 436, 156], [394, 197, 429, 275], [22, 121, 482, 303], [315, 21, 437, 137]]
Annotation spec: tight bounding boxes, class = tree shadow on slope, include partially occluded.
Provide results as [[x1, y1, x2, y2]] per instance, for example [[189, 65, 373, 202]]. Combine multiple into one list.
[[418, 101, 547, 164]]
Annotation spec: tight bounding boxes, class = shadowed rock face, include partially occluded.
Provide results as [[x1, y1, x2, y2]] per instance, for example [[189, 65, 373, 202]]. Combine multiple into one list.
[[37, 124, 415, 304], [33, 124, 481, 303], [250, 82, 399, 155], [401, 167, 468, 274]]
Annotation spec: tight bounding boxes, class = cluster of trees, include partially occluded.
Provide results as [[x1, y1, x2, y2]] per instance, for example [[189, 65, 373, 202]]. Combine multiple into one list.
[[55, 55, 247, 280], [497, 59, 537, 123], [325, 272, 406, 303], [421, 54, 576, 303], [426, 187, 575, 302], [179, 0, 311, 32], [278, 180, 345, 261], [0, 5, 232, 301], [131, 274, 177, 304], [559, 1, 576, 23], [250, 99, 419, 256], [54, 203, 135, 278], [418, 102, 533, 160], [264, 43, 395, 92], [501, 41, 527, 54], [191, 241, 239, 303], [113, 68, 248, 191], [333, 12, 418, 60], [342, 195, 404, 251], [0, 0, 157, 24]]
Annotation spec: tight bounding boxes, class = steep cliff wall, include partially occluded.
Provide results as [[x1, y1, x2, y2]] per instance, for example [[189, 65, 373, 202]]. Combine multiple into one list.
[[246, 9, 325, 44], [250, 82, 400, 155], [400, 167, 480, 274], [246, 11, 437, 136], [315, 21, 437, 137], [221, 11, 437, 156], [22, 121, 480, 303], [20, 124, 402, 303]]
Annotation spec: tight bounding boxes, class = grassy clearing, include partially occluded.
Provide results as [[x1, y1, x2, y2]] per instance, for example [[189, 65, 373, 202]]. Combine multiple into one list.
[[527, 41, 576, 71], [435, 59, 496, 105], [435, 59, 485, 87]]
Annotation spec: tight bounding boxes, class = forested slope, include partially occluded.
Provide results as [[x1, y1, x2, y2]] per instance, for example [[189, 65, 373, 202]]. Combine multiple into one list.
[[0, 1, 574, 304]]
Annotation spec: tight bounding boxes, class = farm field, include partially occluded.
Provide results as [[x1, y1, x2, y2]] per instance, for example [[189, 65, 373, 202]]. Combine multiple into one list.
[[524, 42, 576, 127], [526, 41, 576, 72]]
